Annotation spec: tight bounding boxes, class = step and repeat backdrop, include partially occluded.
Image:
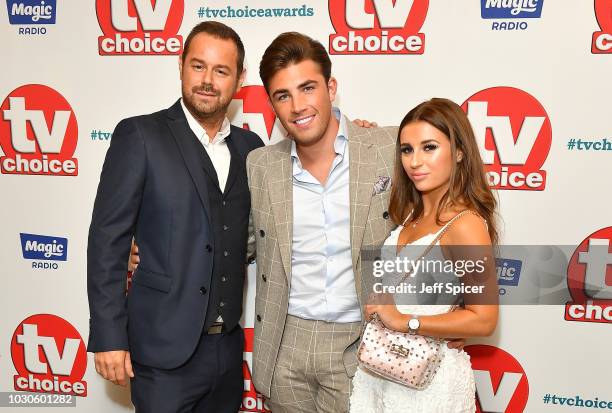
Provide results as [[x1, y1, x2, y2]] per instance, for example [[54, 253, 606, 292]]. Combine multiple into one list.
[[1, 0, 611, 412]]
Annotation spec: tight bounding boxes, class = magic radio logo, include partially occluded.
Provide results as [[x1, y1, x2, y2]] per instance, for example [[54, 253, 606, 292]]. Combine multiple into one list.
[[462, 87, 552, 191], [241, 328, 270, 412], [592, 0, 611, 53], [229, 86, 286, 145], [481, 0, 544, 31], [6, 0, 56, 36], [11, 314, 88, 396], [328, 0, 428, 54], [466, 344, 529, 413], [96, 0, 184, 55], [0, 84, 78, 176], [565, 227, 612, 323], [20, 233, 68, 270]]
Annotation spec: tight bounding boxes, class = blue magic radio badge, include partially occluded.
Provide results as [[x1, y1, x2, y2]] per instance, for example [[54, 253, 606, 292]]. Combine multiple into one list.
[[481, 0, 544, 19], [6, 0, 57, 24], [20, 233, 67, 261]]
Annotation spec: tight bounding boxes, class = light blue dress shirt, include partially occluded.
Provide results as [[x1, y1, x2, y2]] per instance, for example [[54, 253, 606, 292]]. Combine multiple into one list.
[[288, 108, 361, 323]]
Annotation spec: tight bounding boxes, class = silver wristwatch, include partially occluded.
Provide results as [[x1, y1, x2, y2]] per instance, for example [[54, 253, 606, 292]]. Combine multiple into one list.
[[407, 315, 420, 334]]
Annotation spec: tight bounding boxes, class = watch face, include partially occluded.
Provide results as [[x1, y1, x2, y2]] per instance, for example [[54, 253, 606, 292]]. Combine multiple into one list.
[[409, 318, 420, 330]]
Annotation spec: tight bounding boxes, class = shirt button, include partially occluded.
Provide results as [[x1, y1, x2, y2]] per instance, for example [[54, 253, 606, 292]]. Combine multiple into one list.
[[199, 286, 207, 295], [206, 244, 212, 252], [262, 274, 267, 282], [259, 229, 265, 237], [221, 275, 227, 282], [223, 251, 229, 257], [383, 211, 390, 219], [257, 314, 262, 322]]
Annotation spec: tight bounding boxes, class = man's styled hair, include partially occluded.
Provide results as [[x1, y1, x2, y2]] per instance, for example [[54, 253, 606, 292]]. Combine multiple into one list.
[[259, 32, 332, 92], [181, 21, 245, 74]]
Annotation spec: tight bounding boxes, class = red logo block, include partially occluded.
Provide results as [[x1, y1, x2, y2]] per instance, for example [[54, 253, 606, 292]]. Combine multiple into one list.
[[11, 314, 88, 397], [565, 227, 612, 323], [328, 0, 428, 54], [0, 84, 78, 176], [462, 87, 552, 191], [466, 345, 529, 413], [96, 0, 184, 55], [592, 0, 612, 53]]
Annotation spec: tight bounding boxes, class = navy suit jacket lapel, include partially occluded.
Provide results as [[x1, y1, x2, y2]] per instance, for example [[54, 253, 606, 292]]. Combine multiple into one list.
[[166, 100, 212, 227]]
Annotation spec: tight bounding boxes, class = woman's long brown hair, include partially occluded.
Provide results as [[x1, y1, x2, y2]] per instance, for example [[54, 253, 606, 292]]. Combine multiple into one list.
[[388, 98, 499, 245]]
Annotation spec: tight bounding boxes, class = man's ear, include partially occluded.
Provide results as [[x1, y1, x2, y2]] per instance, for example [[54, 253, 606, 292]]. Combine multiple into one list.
[[328, 76, 337, 102], [178, 56, 183, 80], [236, 69, 246, 93]]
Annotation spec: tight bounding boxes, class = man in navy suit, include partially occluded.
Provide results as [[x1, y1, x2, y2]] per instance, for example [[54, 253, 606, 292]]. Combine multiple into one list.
[[87, 21, 263, 412]]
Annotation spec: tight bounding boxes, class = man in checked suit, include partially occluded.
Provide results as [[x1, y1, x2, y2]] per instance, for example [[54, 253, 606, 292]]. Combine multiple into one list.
[[246, 32, 398, 412], [87, 22, 262, 412]]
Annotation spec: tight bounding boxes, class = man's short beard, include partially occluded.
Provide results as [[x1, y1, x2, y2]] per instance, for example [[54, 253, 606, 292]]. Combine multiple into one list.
[[182, 84, 234, 122]]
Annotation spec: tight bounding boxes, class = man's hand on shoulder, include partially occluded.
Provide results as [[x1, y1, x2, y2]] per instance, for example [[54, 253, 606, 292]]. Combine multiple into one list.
[[94, 350, 134, 386], [352, 119, 378, 128]]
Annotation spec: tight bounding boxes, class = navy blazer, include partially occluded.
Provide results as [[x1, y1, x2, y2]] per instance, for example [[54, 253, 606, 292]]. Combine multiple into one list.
[[87, 100, 263, 369]]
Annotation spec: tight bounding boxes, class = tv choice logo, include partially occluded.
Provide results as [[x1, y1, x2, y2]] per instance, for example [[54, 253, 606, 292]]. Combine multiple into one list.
[[241, 327, 270, 412], [592, 0, 612, 53], [466, 345, 529, 413], [481, 0, 543, 31], [462, 87, 551, 191], [11, 314, 88, 396], [228, 86, 286, 145], [565, 227, 612, 323], [96, 0, 184, 55], [0, 84, 79, 176], [328, 0, 428, 54]]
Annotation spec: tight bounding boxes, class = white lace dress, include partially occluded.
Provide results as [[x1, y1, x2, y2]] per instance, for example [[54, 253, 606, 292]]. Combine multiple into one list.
[[350, 221, 476, 413]]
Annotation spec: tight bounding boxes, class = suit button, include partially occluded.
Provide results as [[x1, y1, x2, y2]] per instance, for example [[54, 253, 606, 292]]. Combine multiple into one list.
[[206, 244, 212, 252], [199, 287, 207, 295], [383, 211, 389, 219], [219, 301, 225, 308], [222, 201, 227, 206], [221, 275, 227, 282], [223, 224, 229, 231], [262, 274, 267, 282], [259, 229, 265, 237], [257, 314, 262, 322], [223, 251, 229, 257]]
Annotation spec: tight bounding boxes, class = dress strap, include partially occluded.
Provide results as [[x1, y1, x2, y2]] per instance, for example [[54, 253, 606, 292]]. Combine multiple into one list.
[[401, 210, 413, 226], [436, 210, 484, 239]]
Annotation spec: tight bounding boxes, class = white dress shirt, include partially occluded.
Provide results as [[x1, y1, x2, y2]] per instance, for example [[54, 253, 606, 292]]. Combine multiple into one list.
[[181, 99, 232, 191], [288, 108, 361, 323]]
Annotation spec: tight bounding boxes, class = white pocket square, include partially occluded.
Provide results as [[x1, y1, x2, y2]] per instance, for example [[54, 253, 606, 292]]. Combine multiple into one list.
[[372, 176, 391, 195]]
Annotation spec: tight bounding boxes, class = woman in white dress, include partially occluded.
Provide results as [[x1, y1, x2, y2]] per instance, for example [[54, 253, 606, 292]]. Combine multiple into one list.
[[350, 98, 500, 413]]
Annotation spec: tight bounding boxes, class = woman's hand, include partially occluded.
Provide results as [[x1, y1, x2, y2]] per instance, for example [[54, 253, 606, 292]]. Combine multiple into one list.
[[364, 293, 407, 332]]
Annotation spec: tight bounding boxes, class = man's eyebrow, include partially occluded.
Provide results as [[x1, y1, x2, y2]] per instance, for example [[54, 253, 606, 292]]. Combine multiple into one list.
[[271, 88, 289, 99]]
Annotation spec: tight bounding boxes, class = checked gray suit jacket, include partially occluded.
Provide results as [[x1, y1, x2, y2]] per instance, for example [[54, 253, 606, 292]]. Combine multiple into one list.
[[246, 119, 398, 397]]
